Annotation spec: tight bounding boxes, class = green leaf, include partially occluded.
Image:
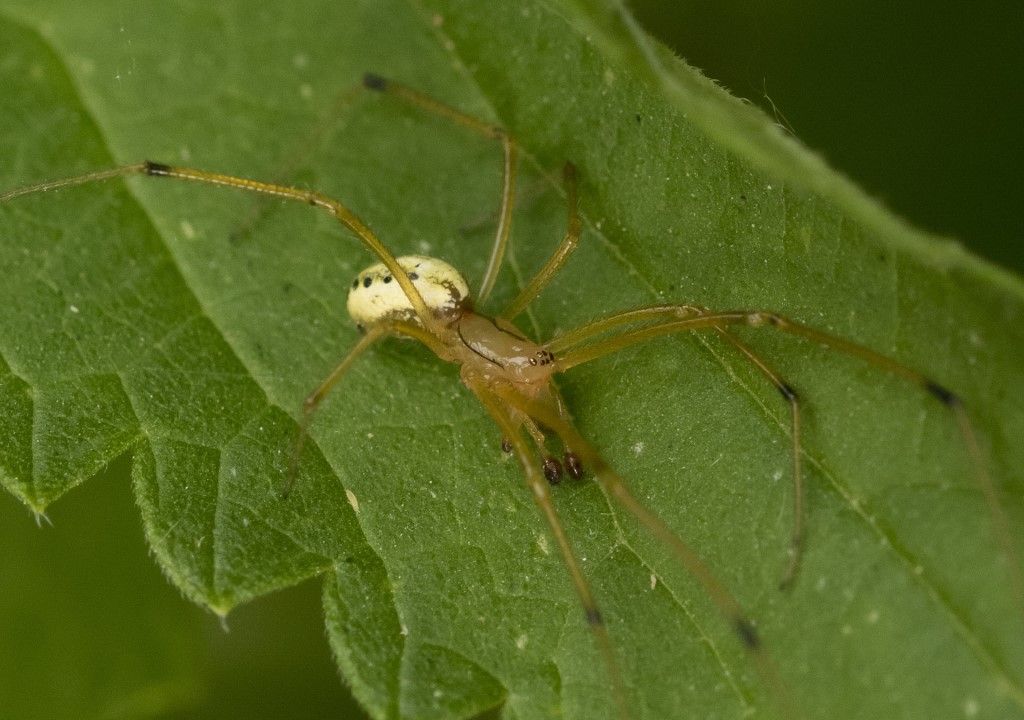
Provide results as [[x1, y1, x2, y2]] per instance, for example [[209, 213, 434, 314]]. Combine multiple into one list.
[[2, 1, 1022, 719]]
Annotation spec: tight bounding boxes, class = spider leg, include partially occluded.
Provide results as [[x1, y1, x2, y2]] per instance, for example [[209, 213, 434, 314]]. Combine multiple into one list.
[[363, 73, 517, 304], [1, 162, 439, 333], [715, 332, 804, 589], [284, 325, 391, 498], [501, 162, 582, 320], [230, 81, 369, 241], [465, 378, 630, 720], [546, 304, 703, 353], [551, 308, 1024, 622], [285, 319, 447, 498], [486, 382, 795, 717], [548, 304, 806, 586]]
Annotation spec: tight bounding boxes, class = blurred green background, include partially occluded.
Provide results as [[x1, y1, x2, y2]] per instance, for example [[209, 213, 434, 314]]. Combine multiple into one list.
[[0, 459, 365, 720], [2, 2, 1020, 719], [631, 0, 1024, 275]]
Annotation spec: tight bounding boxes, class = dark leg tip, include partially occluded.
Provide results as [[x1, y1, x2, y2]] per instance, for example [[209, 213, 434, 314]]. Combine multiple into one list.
[[363, 72, 388, 91], [585, 608, 604, 626], [735, 618, 761, 649], [543, 457, 563, 484], [925, 380, 961, 407], [143, 160, 172, 176], [501, 438, 513, 454], [564, 451, 584, 480], [778, 382, 799, 402]]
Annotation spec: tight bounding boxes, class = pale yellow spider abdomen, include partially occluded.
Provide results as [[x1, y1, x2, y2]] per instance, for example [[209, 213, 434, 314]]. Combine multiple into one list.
[[346, 255, 470, 328]]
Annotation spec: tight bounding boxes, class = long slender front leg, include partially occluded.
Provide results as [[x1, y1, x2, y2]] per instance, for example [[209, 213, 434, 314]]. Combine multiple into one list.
[[548, 304, 807, 586], [551, 309, 1024, 622], [1, 162, 439, 332]]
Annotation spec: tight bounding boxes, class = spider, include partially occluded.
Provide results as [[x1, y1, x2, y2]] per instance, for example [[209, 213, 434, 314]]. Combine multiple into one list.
[[2, 73, 1020, 718]]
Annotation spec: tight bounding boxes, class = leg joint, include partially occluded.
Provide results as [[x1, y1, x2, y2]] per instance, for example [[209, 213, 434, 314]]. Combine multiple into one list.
[[144, 160, 172, 176], [778, 381, 799, 402], [734, 617, 761, 649], [925, 380, 961, 407], [747, 311, 784, 328], [362, 72, 388, 91]]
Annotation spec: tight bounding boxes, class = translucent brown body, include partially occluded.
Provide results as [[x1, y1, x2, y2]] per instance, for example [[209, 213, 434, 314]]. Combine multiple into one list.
[[436, 308, 573, 480], [453, 311, 557, 392]]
